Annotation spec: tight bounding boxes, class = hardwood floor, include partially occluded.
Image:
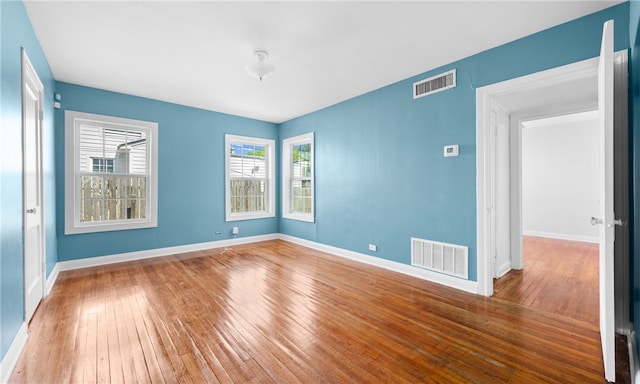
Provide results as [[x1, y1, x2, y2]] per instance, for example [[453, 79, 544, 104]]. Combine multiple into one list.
[[10, 239, 611, 383], [494, 236, 599, 323], [494, 236, 630, 384]]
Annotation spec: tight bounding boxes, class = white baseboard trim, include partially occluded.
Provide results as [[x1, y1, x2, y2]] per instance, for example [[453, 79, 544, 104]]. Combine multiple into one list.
[[51, 233, 476, 302], [45, 263, 59, 296], [0, 322, 27, 384], [522, 230, 599, 244], [57, 234, 280, 271], [496, 261, 512, 279], [279, 235, 478, 294]]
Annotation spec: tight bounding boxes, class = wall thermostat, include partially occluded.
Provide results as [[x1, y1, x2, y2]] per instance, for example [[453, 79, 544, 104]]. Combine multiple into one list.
[[444, 144, 459, 157]]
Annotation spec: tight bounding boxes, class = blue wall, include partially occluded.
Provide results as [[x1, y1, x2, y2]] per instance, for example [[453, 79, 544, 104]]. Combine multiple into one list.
[[1, 0, 637, 371], [0, 0, 57, 362], [54, 83, 279, 261], [279, 3, 630, 282]]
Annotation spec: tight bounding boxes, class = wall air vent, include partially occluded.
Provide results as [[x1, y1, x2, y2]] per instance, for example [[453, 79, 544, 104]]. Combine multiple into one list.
[[413, 69, 456, 99], [411, 237, 468, 279]]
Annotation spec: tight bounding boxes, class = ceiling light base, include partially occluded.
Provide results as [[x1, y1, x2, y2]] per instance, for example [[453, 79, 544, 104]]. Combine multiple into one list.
[[246, 50, 275, 81]]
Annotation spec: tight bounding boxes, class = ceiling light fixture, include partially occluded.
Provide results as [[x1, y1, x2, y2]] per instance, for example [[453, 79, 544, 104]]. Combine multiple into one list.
[[246, 50, 274, 81]]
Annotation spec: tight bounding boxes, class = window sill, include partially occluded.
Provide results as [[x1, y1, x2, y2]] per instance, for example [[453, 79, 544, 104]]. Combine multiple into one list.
[[282, 213, 315, 223], [65, 219, 157, 235], [226, 212, 275, 222]]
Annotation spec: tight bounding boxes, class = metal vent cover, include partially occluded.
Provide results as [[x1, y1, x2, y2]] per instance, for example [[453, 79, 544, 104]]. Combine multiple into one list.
[[411, 237, 468, 279], [413, 69, 456, 99]]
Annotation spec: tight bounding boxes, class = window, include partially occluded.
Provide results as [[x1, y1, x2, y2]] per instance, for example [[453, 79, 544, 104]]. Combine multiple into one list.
[[65, 111, 158, 234], [225, 134, 275, 221], [92, 158, 114, 173], [282, 132, 314, 222]]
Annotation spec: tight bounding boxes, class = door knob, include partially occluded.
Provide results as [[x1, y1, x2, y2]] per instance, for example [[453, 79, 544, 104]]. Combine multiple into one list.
[[591, 217, 626, 227], [608, 219, 625, 227], [26, 208, 36, 214]]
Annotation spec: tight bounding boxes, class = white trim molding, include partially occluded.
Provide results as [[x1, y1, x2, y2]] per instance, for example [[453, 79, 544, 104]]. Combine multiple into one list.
[[57, 234, 279, 271], [45, 263, 60, 295], [64, 110, 159, 234], [224, 134, 276, 222], [522, 230, 599, 244], [282, 132, 315, 223], [280, 235, 478, 294], [476, 55, 601, 297], [0, 322, 28, 384], [54, 233, 478, 293]]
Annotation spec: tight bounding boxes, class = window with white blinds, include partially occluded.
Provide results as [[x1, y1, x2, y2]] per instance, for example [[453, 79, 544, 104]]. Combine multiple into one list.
[[65, 111, 158, 234], [282, 132, 314, 222], [225, 134, 275, 221]]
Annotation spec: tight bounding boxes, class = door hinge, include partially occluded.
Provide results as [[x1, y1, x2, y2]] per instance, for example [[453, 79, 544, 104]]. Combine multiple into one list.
[[39, 110, 44, 121]]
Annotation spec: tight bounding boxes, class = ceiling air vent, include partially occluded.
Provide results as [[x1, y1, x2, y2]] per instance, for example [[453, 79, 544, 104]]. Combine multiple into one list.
[[413, 69, 456, 99]]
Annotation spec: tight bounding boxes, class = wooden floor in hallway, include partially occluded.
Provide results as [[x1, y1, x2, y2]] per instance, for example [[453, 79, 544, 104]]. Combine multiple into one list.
[[494, 235, 630, 384], [9, 239, 614, 383], [493, 236, 599, 323]]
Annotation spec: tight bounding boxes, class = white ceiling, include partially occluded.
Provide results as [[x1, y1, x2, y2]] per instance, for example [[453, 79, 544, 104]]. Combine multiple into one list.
[[24, 1, 622, 124]]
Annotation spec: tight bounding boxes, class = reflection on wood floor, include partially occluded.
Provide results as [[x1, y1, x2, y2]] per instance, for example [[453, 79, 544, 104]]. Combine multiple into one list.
[[494, 236, 630, 384], [494, 236, 599, 324], [10, 239, 610, 383]]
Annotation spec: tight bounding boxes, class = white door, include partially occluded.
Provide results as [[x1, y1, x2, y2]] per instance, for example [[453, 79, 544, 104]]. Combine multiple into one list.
[[596, 19, 615, 383], [491, 104, 511, 278], [22, 50, 45, 322]]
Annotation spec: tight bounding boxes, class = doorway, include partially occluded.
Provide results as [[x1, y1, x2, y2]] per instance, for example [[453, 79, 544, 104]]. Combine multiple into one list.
[[495, 110, 601, 323], [478, 21, 628, 383], [477, 51, 629, 330], [477, 56, 601, 296], [520, 111, 600, 246], [22, 49, 45, 323]]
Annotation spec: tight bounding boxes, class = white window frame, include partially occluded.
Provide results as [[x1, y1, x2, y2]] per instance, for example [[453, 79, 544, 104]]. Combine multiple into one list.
[[225, 134, 275, 221], [64, 110, 158, 234], [282, 132, 314, 222]]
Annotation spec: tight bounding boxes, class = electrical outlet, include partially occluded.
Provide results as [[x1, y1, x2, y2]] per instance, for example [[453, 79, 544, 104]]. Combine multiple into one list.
[[368, 244, 377, 252], [232, 227, 239, 235]]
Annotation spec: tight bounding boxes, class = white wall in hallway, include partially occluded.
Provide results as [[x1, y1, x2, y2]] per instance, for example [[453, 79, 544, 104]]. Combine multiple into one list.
[[521, 111, 599, 243]]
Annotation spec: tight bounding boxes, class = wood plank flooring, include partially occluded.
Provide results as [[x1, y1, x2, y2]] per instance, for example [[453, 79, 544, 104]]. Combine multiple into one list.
[[493, 236, 630, 384], [10, 239, 611, 383], [494, 236, 599, 323]]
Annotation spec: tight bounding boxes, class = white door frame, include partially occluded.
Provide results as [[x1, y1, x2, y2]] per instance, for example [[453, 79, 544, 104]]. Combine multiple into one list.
[[476, 56, 600, 297], [477, 51, 628, 298], [489, 102, 512, 279], [21, 48, 46, 320]]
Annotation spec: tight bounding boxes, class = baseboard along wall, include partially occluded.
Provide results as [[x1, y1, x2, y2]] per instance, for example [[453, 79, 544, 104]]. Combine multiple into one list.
[[51, 233, 477, 296], [0, 322, 27, 384], [523, 230, 599, 244], [4, 233, 636, 382]]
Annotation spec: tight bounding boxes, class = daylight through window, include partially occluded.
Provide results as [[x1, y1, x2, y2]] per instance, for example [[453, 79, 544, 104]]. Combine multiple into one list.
[[65, 111, 158, 234], [225, 135, 275, 221], [282, 133, 314, 222]]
